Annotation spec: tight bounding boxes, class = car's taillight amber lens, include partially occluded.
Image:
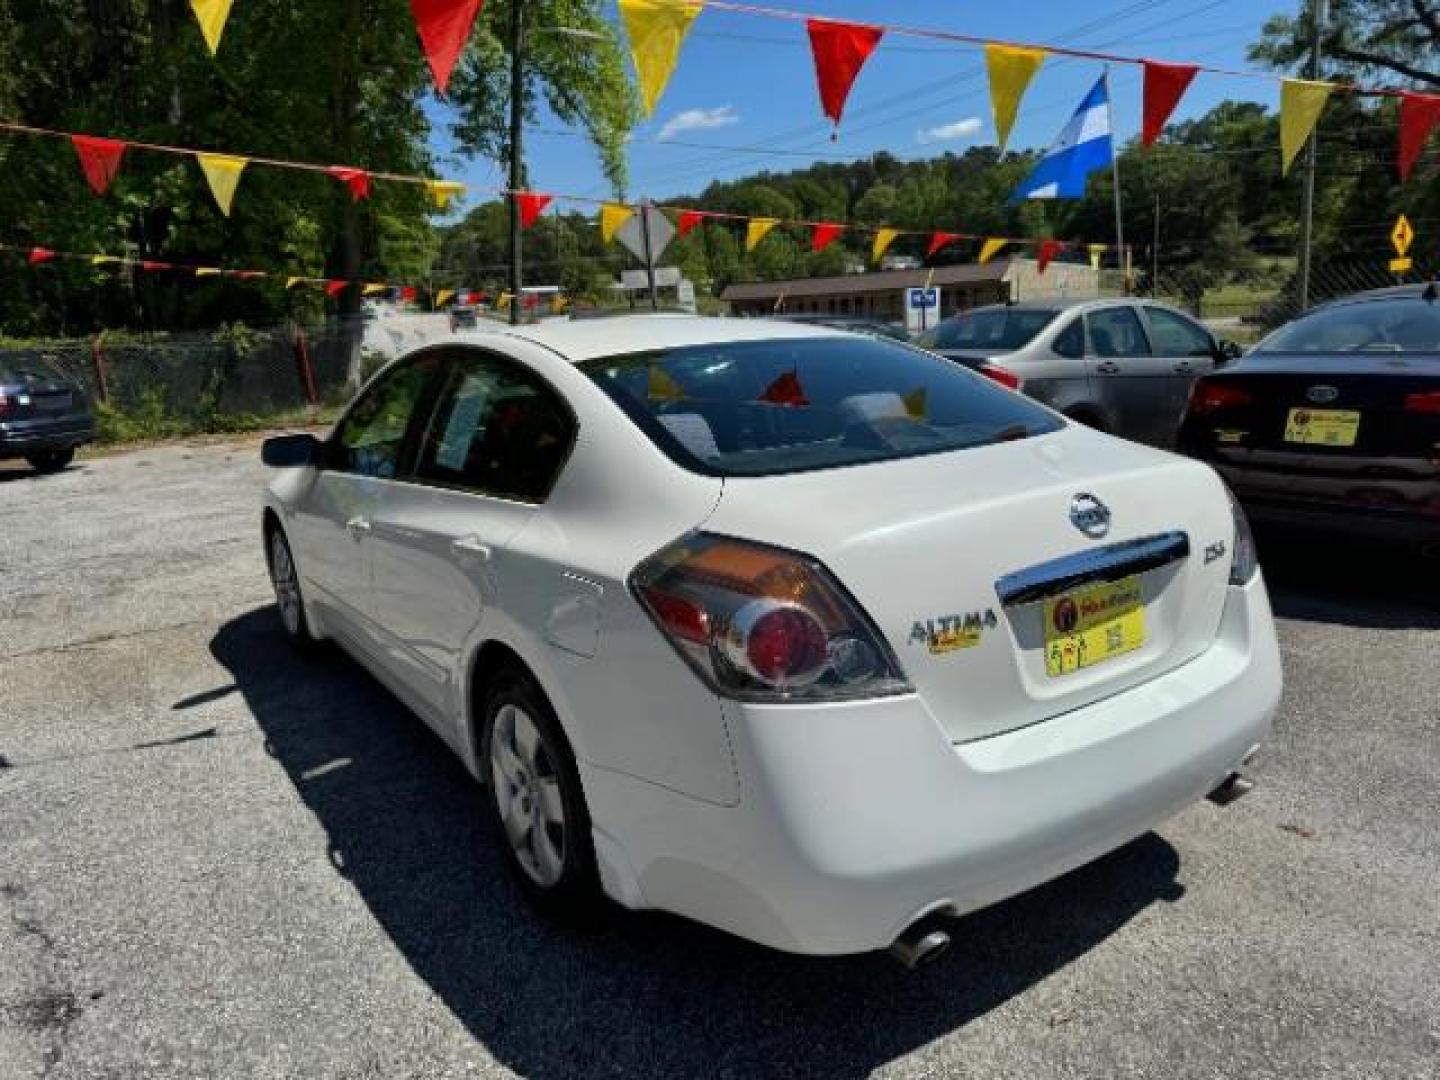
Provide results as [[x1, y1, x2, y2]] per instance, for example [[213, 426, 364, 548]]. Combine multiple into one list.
[[631, 534, 911, 702], [1189, 381, 1253, 415]]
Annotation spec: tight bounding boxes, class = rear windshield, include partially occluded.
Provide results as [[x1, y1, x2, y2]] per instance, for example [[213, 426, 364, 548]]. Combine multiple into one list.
[[580, 336, 1062, 477], [933, 308, 1059, 351], [1257, 298, 1440, 354]]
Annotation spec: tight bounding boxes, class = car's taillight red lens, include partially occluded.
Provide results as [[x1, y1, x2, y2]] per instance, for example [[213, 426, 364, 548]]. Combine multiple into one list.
[[1403, 390, 1440, 414], [979, 364, 1022, 391], [1189, 381, 1252, 414], [631, 534, 910, 702]]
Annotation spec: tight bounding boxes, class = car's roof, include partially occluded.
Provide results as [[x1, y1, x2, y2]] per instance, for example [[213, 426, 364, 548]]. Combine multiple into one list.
[[449, 315, 850, 363], [1311, 283, 1440, 312]]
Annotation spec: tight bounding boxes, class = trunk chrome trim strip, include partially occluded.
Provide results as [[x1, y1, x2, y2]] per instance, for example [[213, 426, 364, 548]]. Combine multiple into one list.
[[995, 532, 1191, 607]]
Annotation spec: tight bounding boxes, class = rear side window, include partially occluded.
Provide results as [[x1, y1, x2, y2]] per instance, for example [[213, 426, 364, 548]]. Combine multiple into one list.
[[414, 354, 575, 502], [933, 308, 1059, 351], [1053, 318, 1085, 358], [580, 336, 1062, 478], [1086, 307, 1150, 358]]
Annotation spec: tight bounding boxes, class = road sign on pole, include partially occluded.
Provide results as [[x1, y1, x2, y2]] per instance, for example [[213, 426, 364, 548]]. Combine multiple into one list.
[[1389, 215, 1415, 275]]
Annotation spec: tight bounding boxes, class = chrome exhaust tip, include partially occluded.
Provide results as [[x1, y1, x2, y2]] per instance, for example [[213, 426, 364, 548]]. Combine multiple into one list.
[[1206, 772, 1255, 807], [889, 924, 952, 969]]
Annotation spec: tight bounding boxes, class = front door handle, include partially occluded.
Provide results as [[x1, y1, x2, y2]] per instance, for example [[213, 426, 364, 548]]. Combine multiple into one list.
[[1173, 361, 1195, 374], [451, 537, 492, 561], [345, 516, 372, 537], [1095, 361, 1121, 375]]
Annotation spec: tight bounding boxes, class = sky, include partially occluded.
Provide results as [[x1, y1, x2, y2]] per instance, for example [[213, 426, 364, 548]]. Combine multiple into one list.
[[428, 0, 1297, 210]]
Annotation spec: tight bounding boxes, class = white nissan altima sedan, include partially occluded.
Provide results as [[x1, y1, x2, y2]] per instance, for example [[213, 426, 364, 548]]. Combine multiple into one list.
[[260, 316, 1281, 964]]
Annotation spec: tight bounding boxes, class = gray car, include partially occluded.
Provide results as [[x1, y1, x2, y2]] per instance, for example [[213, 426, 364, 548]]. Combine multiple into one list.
[[926, 299, 1242, 447]]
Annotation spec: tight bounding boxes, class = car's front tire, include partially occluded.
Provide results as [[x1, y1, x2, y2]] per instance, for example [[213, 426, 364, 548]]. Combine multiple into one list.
[[26, 447, 74, 474], [266, 525, 319, 653], [481, 669, 600, 917]]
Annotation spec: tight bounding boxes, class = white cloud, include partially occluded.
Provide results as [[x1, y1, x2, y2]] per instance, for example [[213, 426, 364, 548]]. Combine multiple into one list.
[[658, 105, 740, 141], [916, 117, 983, 145]]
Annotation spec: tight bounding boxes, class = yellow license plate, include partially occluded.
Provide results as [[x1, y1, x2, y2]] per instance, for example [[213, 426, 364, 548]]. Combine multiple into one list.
[[1284, 408, 1359, 447], [1044, 575, 1146, 678]]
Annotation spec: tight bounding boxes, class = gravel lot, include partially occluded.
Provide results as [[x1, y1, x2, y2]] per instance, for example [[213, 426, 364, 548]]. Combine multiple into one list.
[[2, 441, 1437, 1080]]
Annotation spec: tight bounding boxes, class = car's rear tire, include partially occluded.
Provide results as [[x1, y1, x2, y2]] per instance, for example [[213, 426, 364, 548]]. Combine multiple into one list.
[[481, 669, 600, 918], [26, 447, 74, 474], [266, 525, 319, 653]]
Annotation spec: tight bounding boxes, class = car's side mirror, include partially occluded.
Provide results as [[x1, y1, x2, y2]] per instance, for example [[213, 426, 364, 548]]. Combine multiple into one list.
[[261, 433, 324, 469], [1214, 338, 1244, 364]]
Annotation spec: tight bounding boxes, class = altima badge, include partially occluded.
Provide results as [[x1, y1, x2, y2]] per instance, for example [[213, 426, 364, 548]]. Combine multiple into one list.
[[909, 610, 999, 654], [1069, 493, 1111, 538]]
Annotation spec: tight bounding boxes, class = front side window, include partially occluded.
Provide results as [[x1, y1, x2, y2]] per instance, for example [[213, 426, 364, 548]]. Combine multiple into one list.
[[1256, 298, 1440, 354], [1146, 307, 1214, 357], [332, 357, 439, 478], [933, 308, 1060, 351], [1086, 307, 1151, 358], [581, 336, 1062, 478], [414, 354, 575, 502]]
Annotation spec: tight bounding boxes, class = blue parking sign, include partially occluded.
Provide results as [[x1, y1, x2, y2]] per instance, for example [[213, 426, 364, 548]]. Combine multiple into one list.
[[908, 288, 938, 309]]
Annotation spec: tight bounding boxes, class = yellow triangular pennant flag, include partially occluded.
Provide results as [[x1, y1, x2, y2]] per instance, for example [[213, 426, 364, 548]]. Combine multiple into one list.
[[1280, 78, 1336, 176], [551, 294, 569, 313], [189, 0, 235, 55], [986, 44, 1047, 152], [601, 203, 636, 243], [978, 238, 1008, 265], [286, 276, 306, 290], [1088, 243, 1107, 271], [648, 364, 686, 402], [194, 267, 222, 277], [434, 289, 455, 308], [746, 217, 779, 252], [871, 228, 901, 264], [619, 0, 705, 117], [196, 153, 248, 217], [91, 255, 120, 267], [497, 292, 514, 310], [903, 388, 928, 421], [362, 283, 388, 296], [426, 180, 466, 210]]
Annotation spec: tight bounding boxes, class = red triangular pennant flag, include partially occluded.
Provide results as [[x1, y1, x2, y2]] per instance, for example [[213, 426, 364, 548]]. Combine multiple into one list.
[[26, 247, 55, 266], [410, 0, 485, 95], [1398, 92, 1440, 182], [1036, 239, 1065, 275], [806, 18, 884, 134], [236, 270, 266, 280], [139, 260, 172, 272], [758, 371, 810, 408], [677, 210, 706, 238], [71, 135, 127, 195], [927, 232, 961, 259], [811, 222, 844, 253], [1141, 61, 1200, 148], [325, 279, 349, 298], [327, 167, 372, 201], [516, 192, 553, 229], [522, 292, 540, 310], [400, 285, 418, 302]]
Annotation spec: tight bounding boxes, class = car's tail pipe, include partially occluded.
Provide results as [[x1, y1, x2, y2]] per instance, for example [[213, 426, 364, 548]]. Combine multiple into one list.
[[1206, 772, 1255, 807], [889, 921, 951, 969]]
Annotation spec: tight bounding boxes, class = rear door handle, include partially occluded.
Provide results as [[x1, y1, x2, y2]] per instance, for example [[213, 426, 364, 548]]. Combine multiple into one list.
[[1095, 361, 1121, 375], [345, 516, 372, 537], [1173, 361, 1195, 374], [451, 537, 492, 561]]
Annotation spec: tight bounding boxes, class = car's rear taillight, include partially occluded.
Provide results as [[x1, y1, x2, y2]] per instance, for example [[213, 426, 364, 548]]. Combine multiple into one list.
[[979, 363, 1022, 391], [1188, 381, 1252, 415], [1403, 390, 1440, 415], [631, 534, 911, 702]]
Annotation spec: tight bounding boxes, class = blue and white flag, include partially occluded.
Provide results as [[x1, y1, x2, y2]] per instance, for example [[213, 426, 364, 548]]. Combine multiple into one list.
[[1009, 75, 1113, 202]]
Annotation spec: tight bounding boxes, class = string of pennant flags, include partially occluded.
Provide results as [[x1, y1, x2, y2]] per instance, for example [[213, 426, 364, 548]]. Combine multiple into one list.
[[0, 118, 1130, 269], [177, 0, 1440, 181]]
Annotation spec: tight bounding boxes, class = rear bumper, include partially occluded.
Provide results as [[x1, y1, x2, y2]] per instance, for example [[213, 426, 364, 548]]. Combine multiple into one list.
[[0, 419, 95, 457], [584, 575, 1282, 955]]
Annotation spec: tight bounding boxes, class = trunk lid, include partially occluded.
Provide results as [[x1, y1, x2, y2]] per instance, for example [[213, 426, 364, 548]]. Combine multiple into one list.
[[704, 426, 1235, 743]]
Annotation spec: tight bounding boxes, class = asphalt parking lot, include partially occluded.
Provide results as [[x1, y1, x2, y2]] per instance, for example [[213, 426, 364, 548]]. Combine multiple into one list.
[[1, 440, 1437, 1080]]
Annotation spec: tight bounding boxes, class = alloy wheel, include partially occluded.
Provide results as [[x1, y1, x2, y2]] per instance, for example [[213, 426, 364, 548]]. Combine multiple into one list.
[[270, 533, 301, 636], [490, 703, 567, 887]]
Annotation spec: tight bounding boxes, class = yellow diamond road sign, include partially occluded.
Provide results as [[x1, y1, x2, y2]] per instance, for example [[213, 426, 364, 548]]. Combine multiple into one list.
[[1391, 215, 1414, 257]]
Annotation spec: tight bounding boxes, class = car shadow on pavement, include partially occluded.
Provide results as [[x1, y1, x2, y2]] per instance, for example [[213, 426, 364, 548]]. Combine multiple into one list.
[[1257, 533, 1440, 630], [212, 607, 1184, 1080]]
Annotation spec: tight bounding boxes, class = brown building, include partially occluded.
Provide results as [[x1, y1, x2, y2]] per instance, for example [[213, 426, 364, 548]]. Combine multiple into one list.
[[720, 257, 1101, 322]]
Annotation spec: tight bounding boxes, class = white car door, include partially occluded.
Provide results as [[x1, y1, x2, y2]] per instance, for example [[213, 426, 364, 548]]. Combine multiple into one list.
[[366, 348, 577, 728], [287, 355, 442, 653]]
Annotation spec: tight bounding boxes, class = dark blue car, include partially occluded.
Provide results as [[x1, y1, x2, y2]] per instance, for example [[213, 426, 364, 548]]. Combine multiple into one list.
[[0, 355, 95, 473]]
